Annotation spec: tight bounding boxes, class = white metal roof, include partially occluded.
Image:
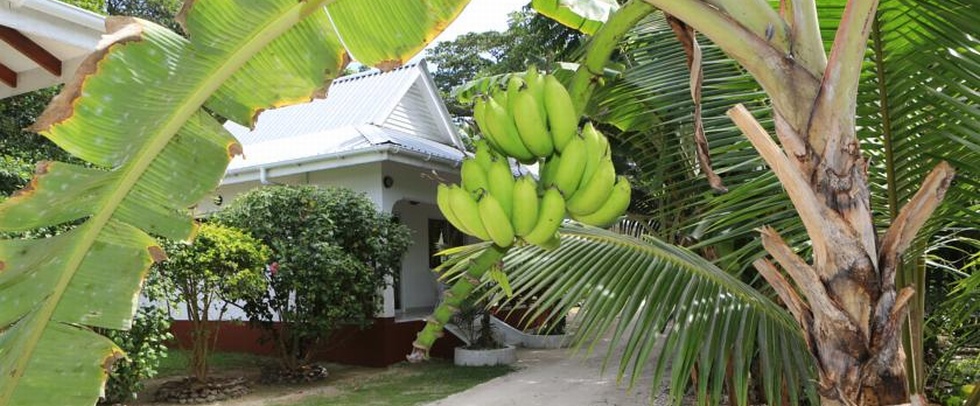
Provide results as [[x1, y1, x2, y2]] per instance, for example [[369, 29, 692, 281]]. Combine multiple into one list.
[[227, 124, 464, 173], [0, 0, 105, 98], [224, 59, 465, 174]]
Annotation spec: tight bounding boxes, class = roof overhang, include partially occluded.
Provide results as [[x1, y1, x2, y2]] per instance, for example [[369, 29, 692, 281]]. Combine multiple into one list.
[[0, 0, 105, 98], [221, 145, 461, 187]]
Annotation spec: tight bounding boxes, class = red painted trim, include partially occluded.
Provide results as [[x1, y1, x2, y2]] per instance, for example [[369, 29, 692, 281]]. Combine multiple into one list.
[[0, 26, 62, 77], [170, 318, 463, 367], [0, 62, 16, 87]]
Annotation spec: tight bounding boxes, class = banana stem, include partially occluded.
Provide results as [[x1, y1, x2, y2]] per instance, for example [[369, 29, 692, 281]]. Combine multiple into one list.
[[407, 244, 509, 362], [568, 0, 655, 117]]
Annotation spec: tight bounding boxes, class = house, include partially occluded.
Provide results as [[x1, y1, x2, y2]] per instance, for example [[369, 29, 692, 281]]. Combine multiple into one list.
[[0, 0, 105, 97], [169, 60, 468, 366]]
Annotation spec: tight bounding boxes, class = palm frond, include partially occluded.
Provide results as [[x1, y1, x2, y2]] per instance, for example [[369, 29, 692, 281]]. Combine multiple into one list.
[[858, 0, 980, 390], [862, 0, 980, 236], [470, 226, 818, 405], [590, 12, 804, 275]]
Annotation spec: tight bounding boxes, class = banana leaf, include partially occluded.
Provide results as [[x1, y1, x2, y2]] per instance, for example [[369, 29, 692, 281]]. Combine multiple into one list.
[[0, 1, 466, 404]]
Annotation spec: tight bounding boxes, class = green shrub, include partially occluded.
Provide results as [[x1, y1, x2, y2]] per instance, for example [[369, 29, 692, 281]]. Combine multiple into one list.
[[216, 185, 412, 369], [100, 306, 172, 404], [98, 268, 173, 404], [156, 223, 270, 381]]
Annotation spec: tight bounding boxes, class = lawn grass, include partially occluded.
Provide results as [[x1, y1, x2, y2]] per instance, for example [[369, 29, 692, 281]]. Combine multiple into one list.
[[156, 349, 276, 378], [293, 360, 514, 406]]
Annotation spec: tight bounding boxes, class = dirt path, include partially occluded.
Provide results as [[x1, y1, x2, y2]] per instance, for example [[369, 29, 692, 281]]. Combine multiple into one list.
[[424, 335, 671, 406]]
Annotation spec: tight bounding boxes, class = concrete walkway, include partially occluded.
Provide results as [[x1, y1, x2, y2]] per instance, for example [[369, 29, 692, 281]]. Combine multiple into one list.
[[424, 335, 670, 406]]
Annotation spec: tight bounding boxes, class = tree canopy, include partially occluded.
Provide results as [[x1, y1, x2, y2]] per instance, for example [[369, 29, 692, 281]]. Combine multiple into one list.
[[426, 7, 582, 115]]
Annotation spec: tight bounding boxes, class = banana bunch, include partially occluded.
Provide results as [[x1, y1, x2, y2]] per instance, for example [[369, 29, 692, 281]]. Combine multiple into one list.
[[473, 67, 577, 163], [442, 69, 631, 250], [539, 123, 631, 228], [437, 142, 563, 250]]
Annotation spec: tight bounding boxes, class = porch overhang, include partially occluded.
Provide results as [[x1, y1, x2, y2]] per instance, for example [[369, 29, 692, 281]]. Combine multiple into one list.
[[0, 0, 105, 98], [221, 145, 461, 186]]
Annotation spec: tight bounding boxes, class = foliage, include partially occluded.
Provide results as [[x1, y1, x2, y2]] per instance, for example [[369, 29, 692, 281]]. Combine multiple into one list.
[[935, 357, 980, 406], [215, 186, 411, 369], [99, 307, 172, 404], [97, 267, 173, 404], [0, 89, 70, 164], [453, 290, 503, 350], [0, 89, 72, 196], [105, 0, 183, 33], [156, 223, 269, 381], [426, 7, 583, 115], [0, 0, 465, 403], [67, 0, 106, 13], [928, 236, 980, 400], [470, 226, 814, 404]]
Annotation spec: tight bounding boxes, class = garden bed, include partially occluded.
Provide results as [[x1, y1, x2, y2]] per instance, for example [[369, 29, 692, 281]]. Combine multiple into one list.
[[126, 350, 512, 405]]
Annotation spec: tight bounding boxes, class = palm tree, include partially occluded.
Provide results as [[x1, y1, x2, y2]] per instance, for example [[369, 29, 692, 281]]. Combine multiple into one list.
[[459, 0, 978, 404]]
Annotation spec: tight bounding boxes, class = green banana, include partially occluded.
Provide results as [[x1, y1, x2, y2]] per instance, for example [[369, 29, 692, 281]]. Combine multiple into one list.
[[572, 176, 632, 227], [486, 155, 515, 218], [580, 122, 607, 186], [460, 158, 489, 196], [567, 158, 617, 216], [474, 97, 504, 154], [506, 75, 524, 114], [511, 175, 540, 237], [478, 191, 516, 247], [473, 138, 495, 172], [524, 66, 548, 122], [543, 75, 577, 152], [523, 186, 566, 247], [513, 89, 555, 157], [537, 232, 561, 251], [448, 184, 491, 241], [437, 183, 473, 237], [473, 96, 488, 134], [491, 88, 508, 110], [552, 134, 587, 197], [484, 96, 536, 162], [539, 154, 560, 191]]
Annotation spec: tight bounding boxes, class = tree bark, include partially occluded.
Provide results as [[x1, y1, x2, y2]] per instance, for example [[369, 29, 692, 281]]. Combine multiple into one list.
[[729, 105, 954, 405]]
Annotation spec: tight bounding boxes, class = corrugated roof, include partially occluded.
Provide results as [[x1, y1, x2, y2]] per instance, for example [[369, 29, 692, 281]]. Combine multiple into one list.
[[224, 60, 449, 145], [223, 59, 465, 173]]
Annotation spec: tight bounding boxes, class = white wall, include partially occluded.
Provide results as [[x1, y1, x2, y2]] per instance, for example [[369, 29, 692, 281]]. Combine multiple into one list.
[[197, 164, 383, 215], [380, 161, 458, 211]]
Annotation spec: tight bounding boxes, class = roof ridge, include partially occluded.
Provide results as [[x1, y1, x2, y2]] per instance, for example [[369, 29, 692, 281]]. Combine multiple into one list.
[[331, 59, 423, 85]]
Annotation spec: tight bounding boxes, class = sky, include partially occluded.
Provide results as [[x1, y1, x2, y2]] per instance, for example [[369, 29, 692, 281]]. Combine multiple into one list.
[[427, 0, 530, 48]]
